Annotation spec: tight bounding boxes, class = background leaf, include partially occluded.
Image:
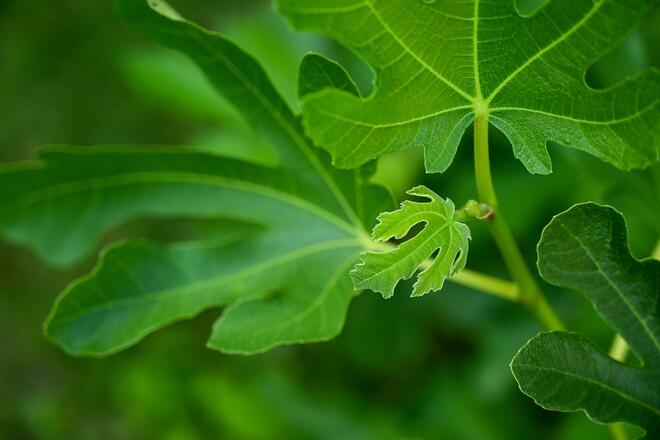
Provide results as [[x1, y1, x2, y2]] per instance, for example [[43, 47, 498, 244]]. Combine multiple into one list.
[[538, 203, 659, 366], [512, 331, 659, 437], [1, 0, 659, 438], [511, 203, 660, 437], [0, 0, 393, 356]]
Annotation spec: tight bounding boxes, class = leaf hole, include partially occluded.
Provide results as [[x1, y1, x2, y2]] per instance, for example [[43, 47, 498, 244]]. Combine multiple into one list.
[[514, 0, 548, 17], [325, 45, 374, 97], [393, 221, 426, 244], [452, 248, 464, 269], [585, 30, 653, 89]]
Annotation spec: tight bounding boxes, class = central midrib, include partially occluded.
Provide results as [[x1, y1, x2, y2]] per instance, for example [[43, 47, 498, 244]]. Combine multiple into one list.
[[359, 222, 455, 284], [49, 238, 360, 328], [10, 170, 358, 237], [472, 0, 483, 101], [559, 221, 660, 360], [183, 23, 365, 231], [516, 362, 660, 416]]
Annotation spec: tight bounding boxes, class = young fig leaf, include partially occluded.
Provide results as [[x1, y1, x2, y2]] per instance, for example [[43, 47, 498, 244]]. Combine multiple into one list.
[[277, 0, 659, 174], [352, 186, 470, 298], [511, 203, 660, 437]]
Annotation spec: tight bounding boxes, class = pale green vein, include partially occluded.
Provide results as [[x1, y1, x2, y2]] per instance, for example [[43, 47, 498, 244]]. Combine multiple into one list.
[[486, 0, 606, 102], [6, 171, 358, 237], [49, 238, 360, 328], [359, 222, 452, 284], [314, 104, 472, 128], [490, 103, 658, 125], [376, 210, 449, 237], [559, 221, 660, 355], [220, 254, 357, 351], [363, 0, 474, 103], [341, 127, 376, 164], [177, 20, 365, 230], [516, 363, 660, 416], [473, 0, 483, 100]]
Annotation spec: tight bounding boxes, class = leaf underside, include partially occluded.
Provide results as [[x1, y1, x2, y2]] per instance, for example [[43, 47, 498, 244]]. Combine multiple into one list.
[[352, 185, 470, 298], [0, 0, 393, 356], [277, 0, 660, 174], [511, 203, 660, 437]]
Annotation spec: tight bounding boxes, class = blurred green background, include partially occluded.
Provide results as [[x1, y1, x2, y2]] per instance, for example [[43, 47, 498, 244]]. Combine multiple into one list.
[[1, 0, 658, 438]]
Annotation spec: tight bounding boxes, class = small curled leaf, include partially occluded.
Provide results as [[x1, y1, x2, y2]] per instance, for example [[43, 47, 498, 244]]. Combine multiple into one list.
[[351, 185, 470, 298]]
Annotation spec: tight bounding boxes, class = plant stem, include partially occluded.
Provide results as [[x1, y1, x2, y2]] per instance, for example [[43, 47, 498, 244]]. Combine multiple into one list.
[[652, 239, 660, 261], [609, 334, 630, 362], [607, 334, 630, 440], [368, 241, 519, 301], [473, 113, 565, 331], [604, 240, 659, 440], [437, 265, 520, 302], [607, 423, 628, 440]]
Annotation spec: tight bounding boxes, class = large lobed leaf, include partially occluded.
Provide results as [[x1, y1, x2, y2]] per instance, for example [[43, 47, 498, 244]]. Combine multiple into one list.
[[277, 0, 659, 174], [0, 0, 393, 356], [511, 203, 660, 437], [352, 186, 470, 298]]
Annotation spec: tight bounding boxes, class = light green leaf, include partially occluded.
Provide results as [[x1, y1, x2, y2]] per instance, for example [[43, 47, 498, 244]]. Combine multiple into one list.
[[511, 203, 660, 436], [351, 185, 470, 298], [13, 147, 363, 355], [277, 0, 660, 173], [0, 0, 395, 355], [46, 231, 360, 356], [209, 247, 358, 354], [118, 0, 392, 228], [0, 147, 358, 268]]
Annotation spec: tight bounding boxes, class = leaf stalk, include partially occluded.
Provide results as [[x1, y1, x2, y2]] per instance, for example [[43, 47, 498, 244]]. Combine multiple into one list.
[[473, 113, 565, 331], [607, 334, 631, 440], [455, 199, 494, 222]]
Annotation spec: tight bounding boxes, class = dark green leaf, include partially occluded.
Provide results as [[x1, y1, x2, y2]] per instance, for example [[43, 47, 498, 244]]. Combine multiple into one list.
[[513, 331, 659, 437], [511, 203, 660, 437], [538, 203, 659, 367]]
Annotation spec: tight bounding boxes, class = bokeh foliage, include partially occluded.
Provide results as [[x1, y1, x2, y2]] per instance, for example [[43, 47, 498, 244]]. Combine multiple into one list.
[[0, 0, 658, 438]]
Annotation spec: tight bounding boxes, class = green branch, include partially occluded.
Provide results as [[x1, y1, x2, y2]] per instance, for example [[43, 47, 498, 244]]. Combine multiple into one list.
[[607, 334, 631, 440], [606, 239, 660, 439], [652, 239, 660, 261], [473, 113, 565, 331]]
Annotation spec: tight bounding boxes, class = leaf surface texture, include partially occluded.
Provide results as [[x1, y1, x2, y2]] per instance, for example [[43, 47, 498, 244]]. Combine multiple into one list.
[[511, 203, 660, 437], [352, 186, 470, 298], [0, 0, 392, 355], [277, 0, 659, 173]]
